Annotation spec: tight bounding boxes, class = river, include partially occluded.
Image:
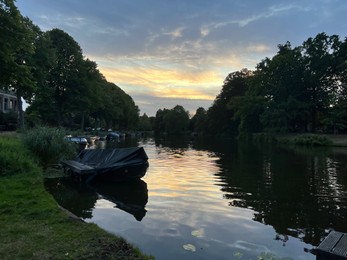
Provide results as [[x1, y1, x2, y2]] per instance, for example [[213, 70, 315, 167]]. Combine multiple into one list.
[[45, 135, 347, 259]]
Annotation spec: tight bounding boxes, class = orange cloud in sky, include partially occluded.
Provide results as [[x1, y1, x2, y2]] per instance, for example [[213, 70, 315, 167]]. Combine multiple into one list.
[[100, 66, 221, 100], [88, 43, 271, 103]]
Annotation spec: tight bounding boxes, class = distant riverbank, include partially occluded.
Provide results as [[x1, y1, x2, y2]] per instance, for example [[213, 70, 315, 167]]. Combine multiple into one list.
[[0, 135, 152, 259], [273, 133, 347, 147], [324, 134, 347, 146]]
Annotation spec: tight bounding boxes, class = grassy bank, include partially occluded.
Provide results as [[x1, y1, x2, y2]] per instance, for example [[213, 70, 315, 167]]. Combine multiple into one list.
[[0, 136, 152, 259], [251, 133, 347, 147], [275, 134, 347, 147]]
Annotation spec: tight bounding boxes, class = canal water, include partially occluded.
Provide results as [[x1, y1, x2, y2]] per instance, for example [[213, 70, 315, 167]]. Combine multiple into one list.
[[45, 136, 347, 259]]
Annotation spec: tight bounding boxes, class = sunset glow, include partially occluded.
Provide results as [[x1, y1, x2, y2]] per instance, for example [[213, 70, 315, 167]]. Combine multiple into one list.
[[16, 0, 347, 115]]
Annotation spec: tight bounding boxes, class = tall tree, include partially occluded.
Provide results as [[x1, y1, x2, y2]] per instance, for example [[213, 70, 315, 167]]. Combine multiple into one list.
[[164, 105, 190, 134], [73, 59, 104, 130], [96, 82, 139, 130], [190, 107, 207, 133], [206, 69, 252, 135], [154, 108, 169, 133], [0, 1, 38, 129], [301, 33, 341, 131], [138, 113, 152, 131], [48, 29, 85, 126], [26, 29, 85, 126], [254, 43, 308, 132], [25, 28, 57, 125]]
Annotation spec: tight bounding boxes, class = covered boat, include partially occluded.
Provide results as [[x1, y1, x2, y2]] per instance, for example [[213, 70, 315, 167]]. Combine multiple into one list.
[[61, 147, 149, 183]]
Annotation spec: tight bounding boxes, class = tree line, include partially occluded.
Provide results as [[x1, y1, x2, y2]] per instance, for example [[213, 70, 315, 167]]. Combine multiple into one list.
[[147, 33, 347, 136], [2, 1, 347, 135], [1, 0, 139, 131]]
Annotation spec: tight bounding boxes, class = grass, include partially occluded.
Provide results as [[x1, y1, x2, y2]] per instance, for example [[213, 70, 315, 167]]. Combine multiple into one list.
[[22, 127, 77, 168], [277, 133, 333, 146], [0, 135, 152, 259]]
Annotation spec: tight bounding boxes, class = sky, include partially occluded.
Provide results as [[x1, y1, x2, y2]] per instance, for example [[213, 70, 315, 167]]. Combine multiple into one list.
[[16, 0, 347, 116]]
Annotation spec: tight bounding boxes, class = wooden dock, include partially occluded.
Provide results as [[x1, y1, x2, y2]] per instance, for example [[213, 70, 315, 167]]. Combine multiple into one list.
[[314, 231, 347, 259], [61, 160, 96, 175]]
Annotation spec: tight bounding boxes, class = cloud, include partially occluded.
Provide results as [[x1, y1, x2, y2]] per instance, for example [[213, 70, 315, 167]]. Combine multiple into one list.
[[99, 65, 220, 100], [246, 44, 271, 53], [16, 0, 347, 116], [163, 27, 185, 39], [199, 3, 302, 38], [131, 94, 214, 116], [37, 14, 87, 31]]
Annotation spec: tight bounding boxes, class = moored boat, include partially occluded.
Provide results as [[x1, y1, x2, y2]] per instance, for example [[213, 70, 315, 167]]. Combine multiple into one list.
[[61, 147, 149, 183]]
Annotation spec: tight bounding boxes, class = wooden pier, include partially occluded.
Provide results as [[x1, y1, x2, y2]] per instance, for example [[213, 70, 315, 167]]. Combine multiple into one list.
[[61, 160, 96, 175], [314, 231, 347, 259]]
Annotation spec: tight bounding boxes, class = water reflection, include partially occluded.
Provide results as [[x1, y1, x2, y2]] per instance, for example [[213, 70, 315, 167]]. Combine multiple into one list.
[[204, 139, 347, 246], [45, 136, 347, 259], [45, 179, 148, 221], [146, 135, 347, 248]]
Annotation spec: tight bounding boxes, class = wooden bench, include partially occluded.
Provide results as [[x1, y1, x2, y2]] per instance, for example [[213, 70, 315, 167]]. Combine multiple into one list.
[[61, 160, 96, 175], [314, 231, 347, 259]]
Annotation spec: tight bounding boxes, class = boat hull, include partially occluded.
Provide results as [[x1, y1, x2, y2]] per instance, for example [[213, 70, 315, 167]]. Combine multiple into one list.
[[93, 162, 149, 182], [62, 147, 149, 183]]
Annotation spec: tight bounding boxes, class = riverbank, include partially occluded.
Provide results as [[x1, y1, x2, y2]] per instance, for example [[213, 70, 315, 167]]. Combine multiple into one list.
[[0, 135, 152, 259], [273, 133, 347, 147]]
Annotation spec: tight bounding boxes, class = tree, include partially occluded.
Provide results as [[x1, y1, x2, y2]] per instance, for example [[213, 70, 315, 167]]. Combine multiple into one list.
[[329, 36, 347, 133], [254, 43, 308, 132], [138, 113, 152, 131], [190, 107, 207, 133], [301, 33, 341, 131], [73, 59, 104, 130], [26, 29, 57, 126], [47, 29, 85, 126], [153, 106, 189, 134], [93, 81, 139, 130], [0, 1, 39, 129], [27, 28, 86, 127], [154, 108, 169, 133], [206, 69, 252, 135], [164, 105, 190, 134], [229, 95, 265, 135]]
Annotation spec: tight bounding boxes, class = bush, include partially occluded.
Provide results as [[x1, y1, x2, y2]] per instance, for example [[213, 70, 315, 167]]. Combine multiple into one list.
[[0, 137, 39, 176], [292, 134, 333, 146], [0, 112, 18, 130], [22, 127, 76, 168]]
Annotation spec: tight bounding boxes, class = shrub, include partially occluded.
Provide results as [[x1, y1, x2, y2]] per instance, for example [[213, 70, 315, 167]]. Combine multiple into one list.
[[22, 127, 76, 168], [0, 137, 39, 176], [292, 134, 333, 146]]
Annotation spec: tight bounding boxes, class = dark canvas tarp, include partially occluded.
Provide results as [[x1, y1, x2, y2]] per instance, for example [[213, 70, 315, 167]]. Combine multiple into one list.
[[76, 147, 148, 174]]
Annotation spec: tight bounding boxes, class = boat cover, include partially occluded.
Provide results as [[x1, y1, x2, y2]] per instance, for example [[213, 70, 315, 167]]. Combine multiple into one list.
[[76, 147, 148, 174]]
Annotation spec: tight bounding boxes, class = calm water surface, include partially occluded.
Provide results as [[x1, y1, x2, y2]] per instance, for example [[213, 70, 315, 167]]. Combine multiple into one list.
[[45, 136, 347, 259]]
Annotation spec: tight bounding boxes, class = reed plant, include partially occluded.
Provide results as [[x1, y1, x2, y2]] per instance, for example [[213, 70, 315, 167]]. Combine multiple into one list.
[[291, 134, 333, 146], [22, 126, 76, 168]]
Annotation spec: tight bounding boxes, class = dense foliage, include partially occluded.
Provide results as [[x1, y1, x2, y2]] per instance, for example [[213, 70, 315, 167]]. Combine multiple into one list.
[[187, 33, 347, 136], [152, 33, 346, 137], [154, 105, 190, 134], [0, 136, 38, 176], [1, 1, 347, 136], [22, 126, 76, 168], [1, 1, 139, 131], [291, 134, 333, 146]]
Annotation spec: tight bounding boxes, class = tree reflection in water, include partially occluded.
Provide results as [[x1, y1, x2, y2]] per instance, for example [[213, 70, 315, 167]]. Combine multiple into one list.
[[203, 139, 347, 246], [44, 178, 148, 221], [45, 136, 347, 259]]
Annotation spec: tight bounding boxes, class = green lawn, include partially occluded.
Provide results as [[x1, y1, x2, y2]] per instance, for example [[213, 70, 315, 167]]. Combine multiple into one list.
[[0, 136, 152, 259]]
